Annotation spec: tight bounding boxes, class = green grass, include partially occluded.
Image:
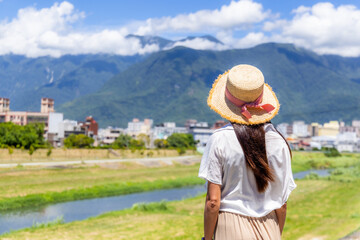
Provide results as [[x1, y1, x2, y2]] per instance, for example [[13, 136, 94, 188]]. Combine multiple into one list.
[[0, 160, 201, 199], [291, 151, 360, 173], [0, 153, 359, 239], [0, 176, 204, 211], [0, 152, 358, 212], [2, 177, 359, 240]]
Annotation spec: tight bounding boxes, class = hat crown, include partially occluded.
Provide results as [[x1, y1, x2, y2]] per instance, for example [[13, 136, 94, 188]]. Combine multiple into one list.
[[226, 65, 264, 102]]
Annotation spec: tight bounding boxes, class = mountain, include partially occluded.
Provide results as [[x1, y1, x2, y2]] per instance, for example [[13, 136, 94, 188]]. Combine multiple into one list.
[[179, 35, 223, 44], [0, 34, 223, 112], [126, 34, 173, 49], [126, 34, 224, 50], [58, 43, 360, 127], [0, 54, 143, 111]]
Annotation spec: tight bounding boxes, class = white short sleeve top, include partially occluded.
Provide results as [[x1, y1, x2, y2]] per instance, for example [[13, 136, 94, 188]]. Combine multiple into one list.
[[198, 123, 297, 217]]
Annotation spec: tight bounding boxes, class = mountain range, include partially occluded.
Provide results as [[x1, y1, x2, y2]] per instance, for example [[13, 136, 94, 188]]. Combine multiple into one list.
[[1, 35, 360, 128]]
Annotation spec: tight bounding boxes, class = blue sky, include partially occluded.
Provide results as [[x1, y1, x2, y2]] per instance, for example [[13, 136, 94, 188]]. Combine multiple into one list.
[[1, 0, 360, 57]]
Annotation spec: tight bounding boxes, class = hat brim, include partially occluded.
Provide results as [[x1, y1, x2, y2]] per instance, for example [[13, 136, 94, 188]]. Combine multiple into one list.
[[208, 70, 280, 125]]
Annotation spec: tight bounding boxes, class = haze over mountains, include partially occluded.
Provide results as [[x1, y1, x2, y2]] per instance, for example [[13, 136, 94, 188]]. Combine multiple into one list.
[[1, 35, 360, 127]]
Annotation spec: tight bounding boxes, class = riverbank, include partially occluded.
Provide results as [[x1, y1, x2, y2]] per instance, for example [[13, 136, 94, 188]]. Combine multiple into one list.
[[0, 152, 359, 212], [2, 169, 359, 239], [0, 157, 202, 211], [0, 148, 198, 163]]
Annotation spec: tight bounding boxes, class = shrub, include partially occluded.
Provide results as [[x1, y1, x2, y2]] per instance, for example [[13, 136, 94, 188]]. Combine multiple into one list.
[[324, 148, 341, 157], [64, 134, 94, 148], [167, 133, 196, 149], [154, 139, 169, 149], [177, 148, 186, 155]]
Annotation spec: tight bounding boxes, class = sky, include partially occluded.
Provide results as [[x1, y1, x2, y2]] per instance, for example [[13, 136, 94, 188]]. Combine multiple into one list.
[[0, 0, 360, 57]]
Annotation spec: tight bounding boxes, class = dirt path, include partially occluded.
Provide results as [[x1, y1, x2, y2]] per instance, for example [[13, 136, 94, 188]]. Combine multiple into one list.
[[0, 155, 201, 168]]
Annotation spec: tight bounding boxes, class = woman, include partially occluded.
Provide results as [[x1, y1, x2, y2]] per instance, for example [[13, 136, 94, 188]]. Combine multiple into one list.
[[199, 64, 296, 240]]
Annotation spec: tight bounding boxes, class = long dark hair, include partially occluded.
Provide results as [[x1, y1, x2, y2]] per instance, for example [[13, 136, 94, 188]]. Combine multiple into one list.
[[231, 122, 289, 193]]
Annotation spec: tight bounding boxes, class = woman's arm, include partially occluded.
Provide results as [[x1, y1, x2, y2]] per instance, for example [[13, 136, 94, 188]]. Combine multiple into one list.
[[275, 202, 287, 235], [204, 181, 221, 240]]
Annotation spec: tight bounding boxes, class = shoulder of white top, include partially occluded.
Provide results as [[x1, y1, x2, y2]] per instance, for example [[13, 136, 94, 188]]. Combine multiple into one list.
[[213, 124, 233, 134]]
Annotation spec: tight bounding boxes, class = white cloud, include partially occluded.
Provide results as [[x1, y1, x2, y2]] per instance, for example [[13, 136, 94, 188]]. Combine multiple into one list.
[[270, 2, 360, 56], [169, 38, 228, 51], [2, 1, 360, 57], [135, 0, 269, 35], [0, 1, 159, 57], [235, 32, 268, 48]]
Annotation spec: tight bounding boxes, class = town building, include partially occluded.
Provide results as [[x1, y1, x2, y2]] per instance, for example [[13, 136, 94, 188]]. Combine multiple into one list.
[[276, 123, 292, 138], [212, 120, 228, 129], [340, 120, 360, 138], [0, 98, 10, 112], [47, 112, 64, 147], [98, 127, 124, 145], [318, 121, 340, 136], [292, 121, 309, 138], [187, 121, 214, 152], [310, 123, 320, 137], [311, 135, 337, 149], [336, 132, 359, 153], [0, 98, 55, 132], [153, 122, 187, 140], [79, 116, 98, 138], [126, 118, 153, 137]]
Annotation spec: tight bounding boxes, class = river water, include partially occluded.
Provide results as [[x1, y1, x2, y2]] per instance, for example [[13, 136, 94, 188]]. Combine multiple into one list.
[[0, 169, 331, 235]]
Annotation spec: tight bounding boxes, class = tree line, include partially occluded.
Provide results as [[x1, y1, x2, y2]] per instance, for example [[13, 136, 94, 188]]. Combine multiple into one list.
[[65, 132, 197, 151], [0, 122, 46, 149], [0, 123, 197, 151]]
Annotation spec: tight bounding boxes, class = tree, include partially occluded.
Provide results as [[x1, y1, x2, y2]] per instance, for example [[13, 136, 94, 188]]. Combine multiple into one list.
[[137, 133, 150, 147], [129, 138, 145, 150], [167, 133, 196, 149], [324, 147, 341, 157], [0, 122, 45, 149], [112, 134, 132, 149], [154, 139, 169, 149], [64, 134, 94, 148], [46, 147, 52, 158], [29, 145, 35, 160], [8, 146, 14, 161]]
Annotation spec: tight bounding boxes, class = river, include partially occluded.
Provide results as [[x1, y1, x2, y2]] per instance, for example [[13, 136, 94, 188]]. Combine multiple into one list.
[[0, 169, 331, 235]]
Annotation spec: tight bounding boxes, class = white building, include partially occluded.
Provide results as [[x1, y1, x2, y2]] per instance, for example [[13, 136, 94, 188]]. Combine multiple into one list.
[[153, 122, 187, 140], [276, 123, 290, 138], [58, 120, 85, 139], [188, 122, 214, 153], [47, 112, 64, 146], [292, 121, 309, 138], [126, 118, 153, 137], [336, 132, 358, 152], [311, 135, 337, 149], [98, 127, 124, 145]]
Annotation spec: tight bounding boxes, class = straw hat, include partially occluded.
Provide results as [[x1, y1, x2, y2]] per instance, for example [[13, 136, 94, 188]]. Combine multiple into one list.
[[208, 64, 280, 125]]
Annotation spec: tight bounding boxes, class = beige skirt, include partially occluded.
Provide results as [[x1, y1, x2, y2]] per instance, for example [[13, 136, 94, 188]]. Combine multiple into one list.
[[214, 211, 281, 240]]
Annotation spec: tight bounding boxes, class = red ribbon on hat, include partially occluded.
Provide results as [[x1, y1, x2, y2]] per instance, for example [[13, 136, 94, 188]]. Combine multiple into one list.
[[225, 87, 275, 119]]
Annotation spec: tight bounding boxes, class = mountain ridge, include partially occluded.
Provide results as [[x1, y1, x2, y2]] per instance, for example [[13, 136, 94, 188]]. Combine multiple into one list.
[[58, 43, 360, 127]]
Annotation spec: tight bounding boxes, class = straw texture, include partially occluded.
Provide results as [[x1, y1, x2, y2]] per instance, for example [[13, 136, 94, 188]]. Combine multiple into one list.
[[207, 65, 280, 125]]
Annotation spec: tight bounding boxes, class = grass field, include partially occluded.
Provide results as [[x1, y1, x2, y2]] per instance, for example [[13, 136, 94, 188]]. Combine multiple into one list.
[[291, 151, 360, 172], [0, 159, 202, 211], [0, 152, 359, 239], [0, 152, 358, 211], [2, 174, 359, 240]]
